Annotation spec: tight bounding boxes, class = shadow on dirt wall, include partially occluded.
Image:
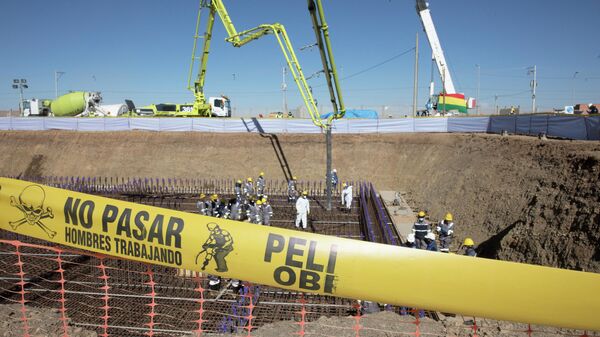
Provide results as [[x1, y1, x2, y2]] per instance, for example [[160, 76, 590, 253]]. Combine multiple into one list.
[[20, 154, 46, 178], [476, 220, 522, 259], [242, 118, 295, 181]]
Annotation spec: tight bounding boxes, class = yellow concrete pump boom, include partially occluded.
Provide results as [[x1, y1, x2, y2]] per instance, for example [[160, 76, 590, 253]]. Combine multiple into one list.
[[187, 0, 331, 127]]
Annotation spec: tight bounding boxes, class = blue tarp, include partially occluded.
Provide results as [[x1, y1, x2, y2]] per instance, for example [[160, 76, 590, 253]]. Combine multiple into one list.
[[320, 109, 379, 119]]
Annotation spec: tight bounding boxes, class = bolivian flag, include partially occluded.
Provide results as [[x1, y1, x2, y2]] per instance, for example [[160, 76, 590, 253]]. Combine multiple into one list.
[[438, 93, 467, 113]]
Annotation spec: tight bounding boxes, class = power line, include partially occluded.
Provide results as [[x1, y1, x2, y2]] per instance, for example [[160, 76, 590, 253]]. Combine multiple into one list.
[[340, 47, 415, 81]]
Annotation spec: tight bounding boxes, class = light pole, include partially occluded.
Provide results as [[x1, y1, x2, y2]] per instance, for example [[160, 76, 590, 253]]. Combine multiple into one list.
[[476, 64, 481, 115], [55, 71, 65, 98], [571, 71, 579, 105], [527, 65, 537, 113], [12, 79, 28, 115]]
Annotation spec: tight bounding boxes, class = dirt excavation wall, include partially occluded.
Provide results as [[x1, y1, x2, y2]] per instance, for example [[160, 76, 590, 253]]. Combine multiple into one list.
[[0, 131, 599, 272]]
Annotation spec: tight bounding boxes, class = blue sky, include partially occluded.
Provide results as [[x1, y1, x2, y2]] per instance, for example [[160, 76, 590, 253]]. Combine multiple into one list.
[[1, 0, 599, 116]]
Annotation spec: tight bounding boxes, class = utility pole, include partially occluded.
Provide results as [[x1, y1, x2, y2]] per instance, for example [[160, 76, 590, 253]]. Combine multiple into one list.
[[476, 64, 480, 115], [528, 65, 537, 113], [571, 71, 579, 105], [494, 94, 498, 115], [55, 70, 65, 98], [441, 64, 446, 115], [282, 66, 288, 115], [412, 32, 419, 117]]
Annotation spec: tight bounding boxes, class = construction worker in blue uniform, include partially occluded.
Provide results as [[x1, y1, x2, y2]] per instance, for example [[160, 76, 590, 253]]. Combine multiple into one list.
[[234, 180, 243, 200], [424, 232, 438, 251], [228, 198, 243, 221], [244, 177, 255, 198], [436, 212, 454, 253], [463, 238, 477, 257], [405, 233, 416, 248], [330, 169, 339, 189], [256, 172, 266, 196], [261, 196, 273, 226], [254, 200, 264, 225], [196, 194, 208, 215], [287, 176, 298, 203], [411, 210, 431, 249]]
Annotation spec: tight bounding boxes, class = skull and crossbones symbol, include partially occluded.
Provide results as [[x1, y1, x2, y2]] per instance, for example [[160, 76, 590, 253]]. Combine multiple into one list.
[[10, 185, 56, 239]]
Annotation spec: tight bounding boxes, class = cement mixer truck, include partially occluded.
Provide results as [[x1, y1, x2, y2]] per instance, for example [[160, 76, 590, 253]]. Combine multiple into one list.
[[21, 91, 110, 117]]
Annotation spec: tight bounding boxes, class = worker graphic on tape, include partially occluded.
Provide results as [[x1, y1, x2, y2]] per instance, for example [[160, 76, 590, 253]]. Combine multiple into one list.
[[196, 223, 234, 272]]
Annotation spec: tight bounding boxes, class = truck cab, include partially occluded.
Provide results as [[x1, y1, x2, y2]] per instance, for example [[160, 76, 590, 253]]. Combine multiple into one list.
[[209, 96, 231, 117], [21, 99, 51, 116]]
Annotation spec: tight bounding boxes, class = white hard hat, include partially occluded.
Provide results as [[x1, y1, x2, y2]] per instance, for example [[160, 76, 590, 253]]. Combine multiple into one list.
[[589, 103, 594, 107], [406, 233, 415, 243], [333, 169, 337, 172], [425, 232, 436, 240]]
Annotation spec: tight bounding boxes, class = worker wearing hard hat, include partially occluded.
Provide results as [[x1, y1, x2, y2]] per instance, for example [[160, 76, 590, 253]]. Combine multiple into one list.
[[436, 212, 455, 253], [288, 176, 298, 203], [261, 196, 273, 226], [244, 177, 255, 198], [412, 210, 431, 249], [463, 238, 477, 257], [254, 200, 264, 225], [405, 233, 416, 248], [588, 103, 598, 114], [204, 194, 217, 217], [244, 198, 255, 223], [196, 193, 208, 216], [424, 232, 438, 252], [295, 191, 310, 230], [330, 169, 339, 189], [234, 179, 243, 200], [256, 172, 266, 196], [341, 182, 353, 212]]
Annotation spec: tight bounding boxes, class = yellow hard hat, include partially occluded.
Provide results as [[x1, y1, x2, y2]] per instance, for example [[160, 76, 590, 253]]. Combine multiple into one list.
[[199, 193, 206, 199], [236, 179, 242, 184], [444, 213, 453, 221], [292, 176, 297, 180], [211, 194, 218, 201], [261, 196, 267, 203], [256, 200, 263, 205], [463, 238, 475, 246], [342, 182, 347, 187], [302, 191, 308, 196], [417, 211, 426, 217], [247, 177, 253, 182], [259, 171, 265, 176]]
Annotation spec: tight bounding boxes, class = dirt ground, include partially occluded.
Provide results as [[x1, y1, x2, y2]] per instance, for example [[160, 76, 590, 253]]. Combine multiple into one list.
[[0, 304, 97, 337], [2, 304, 583, 337], [209, 310, 582, 337], [0, 131, 599, 272]]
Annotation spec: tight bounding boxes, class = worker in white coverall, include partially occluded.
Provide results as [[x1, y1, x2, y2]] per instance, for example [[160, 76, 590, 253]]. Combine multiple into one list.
[[295, 191, 310, 230], [341, 183, 353, 212]]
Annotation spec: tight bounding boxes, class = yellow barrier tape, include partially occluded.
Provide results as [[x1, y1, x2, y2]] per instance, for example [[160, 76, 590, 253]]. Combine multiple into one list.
[[0, 177, 598, 331]]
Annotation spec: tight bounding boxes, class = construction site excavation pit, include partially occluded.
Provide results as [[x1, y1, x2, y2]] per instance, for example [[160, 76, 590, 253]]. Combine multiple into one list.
[[0, 131, 599, 336]]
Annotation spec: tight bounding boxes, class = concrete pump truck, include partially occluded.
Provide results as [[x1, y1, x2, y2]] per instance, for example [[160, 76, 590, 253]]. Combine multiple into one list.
[[146, 0, 344, 124]]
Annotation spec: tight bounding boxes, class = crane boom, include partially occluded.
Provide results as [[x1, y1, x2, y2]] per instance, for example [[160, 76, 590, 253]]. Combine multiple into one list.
[[187, 0, 328, 127], [416, 0, 456, 94]]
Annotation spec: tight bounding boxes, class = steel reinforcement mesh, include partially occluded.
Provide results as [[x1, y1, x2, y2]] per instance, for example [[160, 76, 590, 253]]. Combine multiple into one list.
[[0, 176, 596, 337]]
